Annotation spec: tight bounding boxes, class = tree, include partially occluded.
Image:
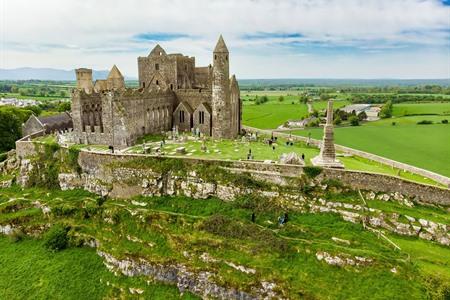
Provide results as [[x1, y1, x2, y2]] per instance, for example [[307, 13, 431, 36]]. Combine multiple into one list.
[[60, 90, 67, 98], [57, 101, 71, 112], [349, 116, 359, 126], [278, 95, 284, 102], [0, 110, 22, 152], [379, 100, 393, 119], [334, 115, 342, 125], [357, 111, 367, 121], [310, 109, 319, 117], [298, 95, 308, 104]]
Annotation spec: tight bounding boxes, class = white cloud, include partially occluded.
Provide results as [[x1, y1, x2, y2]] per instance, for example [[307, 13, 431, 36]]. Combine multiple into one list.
[[1, 0, 449, 78]]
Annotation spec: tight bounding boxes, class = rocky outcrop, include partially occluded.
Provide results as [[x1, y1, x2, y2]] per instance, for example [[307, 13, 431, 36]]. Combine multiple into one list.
[[97, 251, 281, 300]]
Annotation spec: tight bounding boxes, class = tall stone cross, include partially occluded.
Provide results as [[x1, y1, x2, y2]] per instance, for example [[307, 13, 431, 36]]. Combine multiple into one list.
[[311, 100, 344, 168]]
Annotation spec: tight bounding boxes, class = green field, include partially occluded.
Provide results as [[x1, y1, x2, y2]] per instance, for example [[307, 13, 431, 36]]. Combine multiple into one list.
[[0, 237, 198, 300], [293, 116, 450, 177], [0, 186, 449, 299], [242, 99, 309, 129], [393, 102, 450, 116], [311, 100, 350, 111]]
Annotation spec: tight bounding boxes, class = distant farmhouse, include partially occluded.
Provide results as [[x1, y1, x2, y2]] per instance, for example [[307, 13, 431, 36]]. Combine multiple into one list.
[[68, 35, 241, 148], [340, 104, 381, 121]]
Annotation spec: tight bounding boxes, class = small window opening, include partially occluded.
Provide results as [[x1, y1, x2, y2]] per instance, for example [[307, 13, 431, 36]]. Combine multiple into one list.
[[155, 63, 159, 70], [226, 55, 228, 61], [179, 110, 185, 123], [214, 55, 217, 60], [199, 111, 205, 124], [143, 82, 146, 88], [170, 84, 173, 90], [156, 80, 159, 85]]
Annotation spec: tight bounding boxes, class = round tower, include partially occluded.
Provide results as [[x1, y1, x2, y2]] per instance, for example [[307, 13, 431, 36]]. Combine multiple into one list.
[[75, 68, 93, 93], [211, 35, 230, 139]]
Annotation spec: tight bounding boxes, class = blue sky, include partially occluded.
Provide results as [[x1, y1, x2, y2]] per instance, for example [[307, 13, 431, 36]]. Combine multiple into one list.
[[1, 0, 449, 79]]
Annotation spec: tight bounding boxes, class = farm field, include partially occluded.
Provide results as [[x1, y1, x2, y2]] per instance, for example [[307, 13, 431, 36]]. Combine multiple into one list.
[[242, 95, 309, 129], [310, 100, 350, 111], [392, 102, 450, 116], [292, 116, 450, 177], [0, 186, 449, 299]]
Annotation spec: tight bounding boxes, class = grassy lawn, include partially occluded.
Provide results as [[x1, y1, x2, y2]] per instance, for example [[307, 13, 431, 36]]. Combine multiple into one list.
[[392, 102, 450, 117], [0, 236, 199, 299], [292, 116, 450, 177], [123, 134, 440, 186], [1, 187, 449, 299]]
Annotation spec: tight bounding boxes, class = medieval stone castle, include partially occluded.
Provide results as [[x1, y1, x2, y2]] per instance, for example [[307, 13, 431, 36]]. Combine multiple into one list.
[[71, 35, 241, 147]]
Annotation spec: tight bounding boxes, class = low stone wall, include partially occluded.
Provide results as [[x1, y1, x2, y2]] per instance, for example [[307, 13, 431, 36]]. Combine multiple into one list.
[[15, 130, 45, 159], [74, 150, 450, 206], [243, 125, 450, 187]]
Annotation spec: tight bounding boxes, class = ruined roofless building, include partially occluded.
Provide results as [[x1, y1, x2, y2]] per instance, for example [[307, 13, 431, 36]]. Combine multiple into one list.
[[311, 100, 344, 168], [70, 35, 241, 147]]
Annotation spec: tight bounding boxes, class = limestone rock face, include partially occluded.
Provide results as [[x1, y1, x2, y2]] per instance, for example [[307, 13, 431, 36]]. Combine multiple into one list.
[[279, 152, 304, 165], [97, 250, 281, 300]]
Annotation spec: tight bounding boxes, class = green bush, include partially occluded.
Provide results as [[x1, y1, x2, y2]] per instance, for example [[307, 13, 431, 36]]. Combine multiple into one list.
[[417, 120, 433, 125], [67, 146, 81, 174], [303, 166, 322, 178], [43, 224, 69, 251], [441, 119, 448, 124]]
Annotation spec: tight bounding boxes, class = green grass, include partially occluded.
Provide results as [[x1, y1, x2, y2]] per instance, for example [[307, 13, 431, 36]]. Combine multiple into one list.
[[392, 102, 450, 117], [0, 237, 199, 300], [311, 100, 350, 111], [1, 186, 449, 299], [293, 116, 450, 177], [242, 101, 309, 129], [1, 92, 69, 101]]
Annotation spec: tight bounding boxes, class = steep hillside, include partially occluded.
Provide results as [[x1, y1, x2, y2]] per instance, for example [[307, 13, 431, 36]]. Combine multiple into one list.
[[0, 186, 449, 299]]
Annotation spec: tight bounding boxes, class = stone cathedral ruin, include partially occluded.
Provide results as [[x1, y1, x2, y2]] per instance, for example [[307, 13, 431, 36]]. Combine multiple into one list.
[[70, 35, 241, 148]]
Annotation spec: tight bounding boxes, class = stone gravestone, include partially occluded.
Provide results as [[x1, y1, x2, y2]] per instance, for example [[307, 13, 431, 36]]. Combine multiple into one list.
[[311, 100, 344, 168]]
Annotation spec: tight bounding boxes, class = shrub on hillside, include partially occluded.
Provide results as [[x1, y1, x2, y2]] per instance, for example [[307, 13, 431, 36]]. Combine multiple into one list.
[[417, 120, 433, 125], [303, 166, 322, 178], [442, 119, 448, 124], [43, 224, 69, 251]]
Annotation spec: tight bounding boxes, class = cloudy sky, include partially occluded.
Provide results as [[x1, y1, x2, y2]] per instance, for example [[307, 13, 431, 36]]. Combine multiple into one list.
[[1, 0, 449, 79]]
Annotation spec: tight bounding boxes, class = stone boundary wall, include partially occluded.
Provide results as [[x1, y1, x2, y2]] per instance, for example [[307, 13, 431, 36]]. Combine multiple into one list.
[[243, 125, 450, 187], [13, 136, 450, 205], [76, 150, 450, 206], [15, 130, 45, 159]]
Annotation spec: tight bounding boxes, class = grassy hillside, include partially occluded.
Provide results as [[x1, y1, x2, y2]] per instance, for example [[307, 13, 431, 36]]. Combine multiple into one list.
[[0, 186, 449, 299], [0, 237, 198, 300]]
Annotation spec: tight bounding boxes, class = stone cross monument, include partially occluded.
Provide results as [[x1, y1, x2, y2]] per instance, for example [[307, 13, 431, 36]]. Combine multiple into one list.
[[311, 100, 344, 168]]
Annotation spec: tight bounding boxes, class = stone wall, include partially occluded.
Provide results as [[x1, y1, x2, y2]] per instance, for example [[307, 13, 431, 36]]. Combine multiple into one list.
[[15, 131, 45, 159], [70, 151, 449, 205]]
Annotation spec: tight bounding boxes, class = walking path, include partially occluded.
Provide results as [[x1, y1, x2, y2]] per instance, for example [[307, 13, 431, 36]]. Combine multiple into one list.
[[307, 101, 314, 114]]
